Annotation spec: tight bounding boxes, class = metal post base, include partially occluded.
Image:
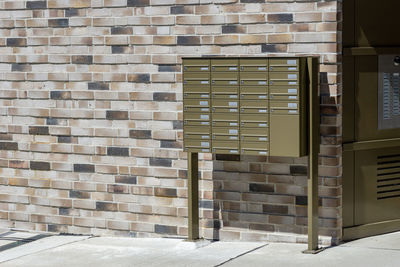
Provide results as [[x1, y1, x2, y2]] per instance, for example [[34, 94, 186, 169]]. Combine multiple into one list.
[[180, 238, 211, 250], [302, 247, 325, 254]]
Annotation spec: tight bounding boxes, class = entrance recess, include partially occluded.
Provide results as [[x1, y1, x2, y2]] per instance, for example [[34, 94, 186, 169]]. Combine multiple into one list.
[[343, 0, 400, 240]]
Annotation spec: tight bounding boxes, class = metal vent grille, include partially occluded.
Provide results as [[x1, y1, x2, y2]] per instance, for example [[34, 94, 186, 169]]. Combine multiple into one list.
[[377, 154, 400, 200]]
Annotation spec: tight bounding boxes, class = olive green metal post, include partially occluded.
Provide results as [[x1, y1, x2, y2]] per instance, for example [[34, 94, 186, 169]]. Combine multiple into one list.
[[303, 57, 322, 254], [187, 151, 199, 241]]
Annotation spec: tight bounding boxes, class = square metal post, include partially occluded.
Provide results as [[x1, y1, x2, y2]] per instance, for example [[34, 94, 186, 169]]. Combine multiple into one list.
[[303, 57, 323, 254], [187, 151, 199, 241]]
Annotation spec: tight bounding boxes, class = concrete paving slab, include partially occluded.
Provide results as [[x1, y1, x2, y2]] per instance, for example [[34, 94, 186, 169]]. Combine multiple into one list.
[[342, 231, 400, 250], [4, 232, 39, 239], [223, 242, 400, 267], [0, 235, 90, 264]]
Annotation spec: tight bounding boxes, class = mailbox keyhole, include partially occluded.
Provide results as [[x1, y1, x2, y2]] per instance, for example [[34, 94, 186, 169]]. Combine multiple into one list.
[[394, 56, 400, 66]]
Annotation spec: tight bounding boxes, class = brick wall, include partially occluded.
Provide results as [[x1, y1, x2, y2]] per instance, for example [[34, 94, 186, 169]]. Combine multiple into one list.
[[0, 0, 341, 243]]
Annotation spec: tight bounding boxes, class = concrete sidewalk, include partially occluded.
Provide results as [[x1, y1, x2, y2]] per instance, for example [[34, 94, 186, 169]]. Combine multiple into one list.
[[0, 231, 399, 266]]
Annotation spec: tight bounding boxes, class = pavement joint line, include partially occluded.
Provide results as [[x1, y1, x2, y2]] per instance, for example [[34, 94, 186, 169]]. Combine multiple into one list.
[[339, 245, 400, 252], [0, 235, 91, 264], [213, 243, 269, 267]]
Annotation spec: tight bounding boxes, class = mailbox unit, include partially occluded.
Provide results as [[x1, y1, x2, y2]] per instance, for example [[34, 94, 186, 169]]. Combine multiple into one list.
[[183, 57, 308, 157]]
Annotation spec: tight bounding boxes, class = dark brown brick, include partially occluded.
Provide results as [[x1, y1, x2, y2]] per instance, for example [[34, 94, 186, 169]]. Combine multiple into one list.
[[11, 64, 31, 72], [96, 201, 118, 211], [106, 110, 129, 120], [263, 204, 289, 215], [222, 25, 246, 34], [50, 91, 71, 100], [127, 0, 149, 7], [0, 134, 12, 141], [30, 161, 50, 171], [172, 120, 183, 130], [215, 154, 241, 161], [88, 82, 109, 90], [290, 165, 307, 176], [240, 0, 264, 2], [130, 130, 151, 139], [249, 183, 274, 193], [29, 126, 49, 135], [199, 200, 213, 209], [268, 13, 293, 23], [158, 64, 179, 72], [6, 38, 27, 47], [107, 147, 129, 157], [111, 27, 133, 35], [58, 136, 72, 143], [48, 224, 68, 233], [26, 1, 46, 9], [59, 208, 70, 215], [65, 8, 79, 17], [261, 44, 287, 53], [160, 140, 181, 148], [73, 164, 95, 173], [155, 224, 177, 235], [170, 5, 185, 14], [111, 46, 129, 54], [71, 55, 93, 64], [0, 142, 18, 150], [153, 93, 176, 101], [295, 196, 307, 205], [48, 19, 69, 28], [9, 160, 29, 169], [155, 188, 177, 197], [149, 158, 172, 167], [177, 36, 200, 45], [107, 184, 129, 194], [69, 190, 90, 199], [46, 118, 59, 125], [115, 175, 137, 184], [128, 74, 150, 83]]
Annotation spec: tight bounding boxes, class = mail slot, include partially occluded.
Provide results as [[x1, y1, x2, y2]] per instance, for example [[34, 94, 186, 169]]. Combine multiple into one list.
[[184, 93, 210, 99], [213, 127, 239, 135], [240, 94, 268, 100], [184, 99, 210, 107], [184, 120, 210, 126], [241, 141, 269, 150], [269, 58, 298, 68], [212, 113, 239, 121], [183, 85, 210, 94], [184, 113, 210, 121], [240, 73, 268, 86], [241, 149, 268, 156], [211, 59, 239, 72], [240, 59, 268, 72], [184, 107, 210, 113], [185, 147, 211, 153], [240, 114, 268, 122], [184, 134, 210, 140], [240, 128, 268, 136], [212, 148, 239, 154], [240, 107, 268, 114], [213, 121, 239, 127], [269, 72, 299, 86], [212, 99, 239, 108], [211, 86, 239, 94], [212, 107, 239, 113], [269, 86, 299, 100], [183, 59, 210, 72], [184, 72, 210, 85], [241, 136, 269, 142], [212, 94, 239, 99], [270, 101, 298, 114], [213, 135, 239, 140], [185, 140, 211, 148], [241, 122, 268, 128], [241, 100, 268, 108], [240, 86, 268, 95], [184, 126, 210, 134], [212, 72, 239, 85]]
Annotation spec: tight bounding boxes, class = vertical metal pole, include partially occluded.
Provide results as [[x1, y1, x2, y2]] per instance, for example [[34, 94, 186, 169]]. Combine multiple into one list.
[[304, 57, 321, 253], [188, 151, 199, 240]]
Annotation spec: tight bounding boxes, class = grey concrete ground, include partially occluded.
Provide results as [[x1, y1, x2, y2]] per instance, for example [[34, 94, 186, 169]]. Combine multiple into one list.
[[0, 231, 399, 266]]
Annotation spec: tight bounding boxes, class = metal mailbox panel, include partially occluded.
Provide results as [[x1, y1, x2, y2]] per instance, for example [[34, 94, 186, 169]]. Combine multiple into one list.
[[211, 86, 239, 94], [213, 135, 239, 140], [184, 120, 210, 126], [183, 59, 210, 70], [184, 134, 210, 140], [211, 59, 239, 72], [241, 136, 269, 142], [183, 93, 210, 99], [212, 94, 239, 99], [269, 58, 298, 67], [184, 107, 210, 113], [269, 114, 300, 157], [212, 113, 239, 121], [213, 127, 239, 135], [240, 107, 268, 114], [212, 148, 239, 154], [212, 107, 239, 113], [213, 121, 239, 127], [241, 141, 269, 150], [240, 86, 268, 94], [269, 86, 299, 100], [241, 100, 268, 108], [270, 101, 299, 114], [185, 139, 211, 148], [240, 114, 268, 122], [212, 72, 239, 85], [185, 147, 211, 153], [184, 99, 210, 107], [240, 128, 268, 136], [212, 140, 239, 149], [240, 73, 268, 86], [184, 72, 210, 80], [269, 72, 299, 86], [240, 94, 268, 100], [241, 149, 268, 156], [212, 99, 239, 108], [183, 85, 210, 94], [240, 59, 268, 72], [184, 113, 210, 121], [184, 126, 210, 134], [241, 121, 268, 128]]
